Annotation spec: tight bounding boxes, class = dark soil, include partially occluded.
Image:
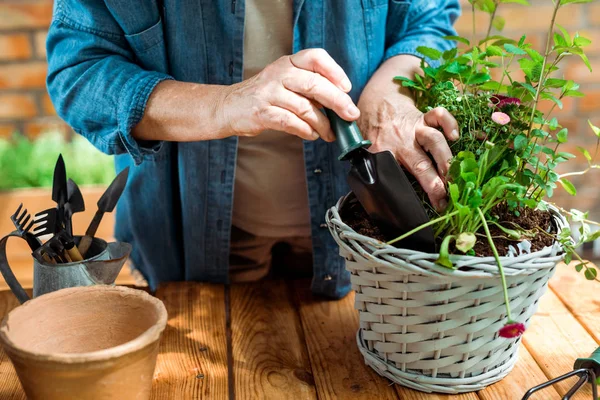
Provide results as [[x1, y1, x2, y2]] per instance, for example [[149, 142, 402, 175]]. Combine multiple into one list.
[[341, 196, 555, 257]]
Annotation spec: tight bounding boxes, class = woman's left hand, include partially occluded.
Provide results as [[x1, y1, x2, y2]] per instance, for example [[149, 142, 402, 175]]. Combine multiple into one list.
[[358, 96, 459, 211]]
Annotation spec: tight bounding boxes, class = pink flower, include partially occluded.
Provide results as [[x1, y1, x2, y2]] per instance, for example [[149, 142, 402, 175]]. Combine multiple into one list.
[[490, 95, 521, 109], [492, 112, 511, 125], [499, 322, 526, 338]]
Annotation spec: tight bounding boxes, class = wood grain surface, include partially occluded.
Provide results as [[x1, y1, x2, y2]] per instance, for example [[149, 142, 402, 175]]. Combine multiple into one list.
[[0, 266, 596, 400], [230, 280, 316, 400]]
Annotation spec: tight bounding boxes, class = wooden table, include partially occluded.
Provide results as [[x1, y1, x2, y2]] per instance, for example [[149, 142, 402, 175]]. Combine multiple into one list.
[[0, 263, 597, 399]]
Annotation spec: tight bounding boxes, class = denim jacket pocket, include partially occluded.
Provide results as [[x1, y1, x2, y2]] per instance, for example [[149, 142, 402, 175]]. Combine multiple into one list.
[[360, 0, 388, 74], [125, 18, 169, 73]]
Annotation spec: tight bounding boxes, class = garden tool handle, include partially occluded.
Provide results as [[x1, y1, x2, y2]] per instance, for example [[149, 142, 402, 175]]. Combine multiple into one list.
[[574, 346, 600, 376], [324, 108, 371, 161]]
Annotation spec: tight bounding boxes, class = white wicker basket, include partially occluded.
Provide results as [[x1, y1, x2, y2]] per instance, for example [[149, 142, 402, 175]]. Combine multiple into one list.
[[326, 194, 567, 394]]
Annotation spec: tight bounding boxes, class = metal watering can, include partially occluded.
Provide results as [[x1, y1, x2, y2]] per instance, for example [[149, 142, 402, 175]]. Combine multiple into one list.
[[0, 233, 131, 304]]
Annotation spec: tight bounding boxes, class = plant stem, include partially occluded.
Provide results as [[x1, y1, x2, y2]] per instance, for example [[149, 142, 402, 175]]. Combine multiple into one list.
[[486, 2, 499, 40], [559, 165, 600, 178], [477, 207, 512, 321], [551, 204, 600, 227], [526, 0, 561, 137], [472, 2, 476, 44], [387, 210, 460, 246]]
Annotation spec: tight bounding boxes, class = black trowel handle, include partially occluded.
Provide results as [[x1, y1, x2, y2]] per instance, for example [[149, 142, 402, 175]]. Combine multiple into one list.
[[324, 108, 372, 161]]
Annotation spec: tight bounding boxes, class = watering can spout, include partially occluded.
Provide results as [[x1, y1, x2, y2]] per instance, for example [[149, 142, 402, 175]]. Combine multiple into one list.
[[84, 242, 132, 285]]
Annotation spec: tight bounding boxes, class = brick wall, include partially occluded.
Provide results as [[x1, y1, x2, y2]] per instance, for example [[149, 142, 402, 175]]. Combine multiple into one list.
[[0, 1, 70, 138], [0, 0, 598, 218]]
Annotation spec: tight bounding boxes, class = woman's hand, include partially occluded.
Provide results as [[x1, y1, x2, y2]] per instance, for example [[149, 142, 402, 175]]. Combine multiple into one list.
[[357, 55, 459, 211], [359, 99, 459, 210], [218, 48, 359, 142]]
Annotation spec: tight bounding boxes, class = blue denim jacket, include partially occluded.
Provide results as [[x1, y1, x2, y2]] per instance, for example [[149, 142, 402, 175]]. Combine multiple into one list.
[[46, 0, 459, 298]]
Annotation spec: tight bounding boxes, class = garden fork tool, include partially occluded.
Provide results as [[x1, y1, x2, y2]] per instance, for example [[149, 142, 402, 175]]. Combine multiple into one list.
[[326, 109, 436, 252], [521, 347, 600, 399], [10, 204, 41, 252]]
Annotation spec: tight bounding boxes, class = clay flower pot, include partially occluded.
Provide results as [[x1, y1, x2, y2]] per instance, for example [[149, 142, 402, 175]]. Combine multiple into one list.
[[0, 285, 167, 400]]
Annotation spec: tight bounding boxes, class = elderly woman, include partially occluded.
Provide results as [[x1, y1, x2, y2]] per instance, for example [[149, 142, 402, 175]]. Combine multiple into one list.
[[46, 0, 460, 298]]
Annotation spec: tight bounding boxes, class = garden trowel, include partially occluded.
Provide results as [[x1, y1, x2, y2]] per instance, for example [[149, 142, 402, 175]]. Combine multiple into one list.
[[325, 109, 436, 252]]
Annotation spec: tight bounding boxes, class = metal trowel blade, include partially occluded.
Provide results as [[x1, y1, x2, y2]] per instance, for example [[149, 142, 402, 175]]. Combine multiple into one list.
[[347, 149, 436, 252]]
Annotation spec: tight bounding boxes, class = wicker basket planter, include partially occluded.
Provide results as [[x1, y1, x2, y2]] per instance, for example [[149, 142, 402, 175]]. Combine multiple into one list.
[[326, 193, 567, 394]]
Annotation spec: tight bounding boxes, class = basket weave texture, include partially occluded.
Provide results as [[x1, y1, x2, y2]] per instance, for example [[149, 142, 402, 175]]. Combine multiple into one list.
[[326, 195, 567, 394]]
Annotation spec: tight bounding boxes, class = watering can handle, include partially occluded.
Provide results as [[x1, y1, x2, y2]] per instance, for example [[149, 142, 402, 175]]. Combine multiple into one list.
[[0, 233, 31, 304], [324, 108, 372, 161], [574, 346, 600, 376]]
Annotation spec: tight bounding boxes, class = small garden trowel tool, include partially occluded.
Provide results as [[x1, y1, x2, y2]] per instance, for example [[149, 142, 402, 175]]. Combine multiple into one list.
[[325, 109, 436, 252], [521, 347, 600, 399]]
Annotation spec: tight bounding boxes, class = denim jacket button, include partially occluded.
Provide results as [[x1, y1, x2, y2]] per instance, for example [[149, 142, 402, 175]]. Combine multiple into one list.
[[313, 168, 322, 174], [324, 274, 332, 281]]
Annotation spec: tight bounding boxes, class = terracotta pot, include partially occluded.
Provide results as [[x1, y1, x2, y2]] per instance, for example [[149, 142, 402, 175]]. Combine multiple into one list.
[[0, 285, 167, 400]]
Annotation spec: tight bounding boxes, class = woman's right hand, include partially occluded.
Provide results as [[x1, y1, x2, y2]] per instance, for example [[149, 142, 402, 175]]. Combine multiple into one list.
[[218, 48, 360, 142]]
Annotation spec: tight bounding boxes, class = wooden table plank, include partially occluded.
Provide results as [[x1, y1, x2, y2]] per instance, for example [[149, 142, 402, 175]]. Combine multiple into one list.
[[477, 346, 561, 400], [292, 280, 401, 400], [230, 280, 317, 400], [153, 283, 228, 400], [549, 262, 600, 343], [0, 289, 26, 400], [522, 289, 597, 399]]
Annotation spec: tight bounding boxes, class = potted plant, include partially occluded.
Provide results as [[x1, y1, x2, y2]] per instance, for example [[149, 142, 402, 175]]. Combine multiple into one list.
[[326, 0, 600, 394]]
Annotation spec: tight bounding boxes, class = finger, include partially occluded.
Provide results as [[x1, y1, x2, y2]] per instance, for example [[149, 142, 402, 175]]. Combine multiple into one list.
[[401, 149, 447, 210], [274, 89, 335, 141], [259, 106, 319, 141], [416, 127, 453, 176], [282, 69, 360, 121], [289, 48, 352, 92], [424, 107, 460, 141]]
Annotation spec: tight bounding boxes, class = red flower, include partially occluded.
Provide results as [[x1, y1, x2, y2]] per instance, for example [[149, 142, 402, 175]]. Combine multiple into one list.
[[490, 95, 521, 109], [499, 321, 526, 338]]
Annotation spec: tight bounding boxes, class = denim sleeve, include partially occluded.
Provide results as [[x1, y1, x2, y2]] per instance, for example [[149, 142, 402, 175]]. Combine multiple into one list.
[[46, 2, 173, 165], [384, 0, 461, 67]]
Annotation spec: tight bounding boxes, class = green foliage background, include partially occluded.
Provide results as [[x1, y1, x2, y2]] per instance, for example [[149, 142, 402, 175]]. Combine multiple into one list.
[[0, 132, 116, 190]]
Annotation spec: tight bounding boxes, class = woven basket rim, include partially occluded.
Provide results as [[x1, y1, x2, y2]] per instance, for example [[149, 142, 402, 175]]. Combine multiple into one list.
[[326, 193, 567, 278]]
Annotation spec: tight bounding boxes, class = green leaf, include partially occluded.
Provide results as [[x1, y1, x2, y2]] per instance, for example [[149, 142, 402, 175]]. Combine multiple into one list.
[[556, 151, 576, 159], [443, 35, 471, 45], [486, 45, 504, 57], [417, 46, 442, 60], [492, 15, 505, 31], [504, 43, 527, 55], [443, 48, 458, 60], [556, 24, 572, 46], [456, 232, 476, 253], [589, 120, 600, 138], [517, 81, 537, 96], [467, 72, 491, 85], [501, 0, 530, 4], [564, 90, 585, 97], [445, 61, 468, 74], [545, 78, 567, 88], [585, 267, 597, 281], [575, 263, 585, 272], [579, 52, 592, 72], [449, 183, 460, 204], [577, 146, 592, 162], [574, 35, 592, 47], [561, 0, 595, 5], [549, 118, 559, 130], [557, 128, 568, 143], [514, 134, 528, 151], [554, 33, 567, 47], [559, 178, 577, 195], [435, 235, 455, 269], [541, 92, 564, 109], [519, 58, 543, 81], [525, 48, 544, 63]]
